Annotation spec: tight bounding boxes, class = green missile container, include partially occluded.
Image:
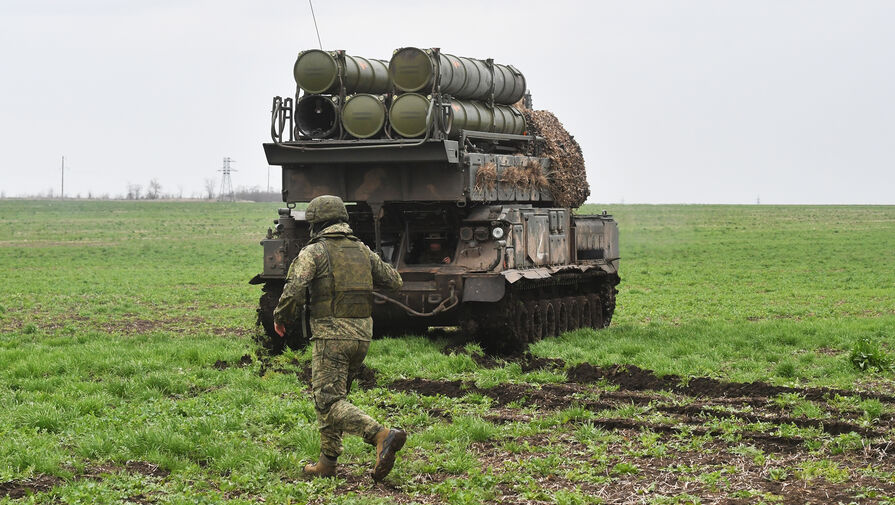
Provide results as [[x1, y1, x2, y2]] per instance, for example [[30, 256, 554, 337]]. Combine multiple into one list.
[[341, 94, 387, 138], [491, 63, 527, 104], [389, 47, 526, 104], [447, 100, 525, 137], [294, 49, 390, 94], [389, 93, 524, 139], [296, 94, 340, 138], [388, 93, 431, 138]]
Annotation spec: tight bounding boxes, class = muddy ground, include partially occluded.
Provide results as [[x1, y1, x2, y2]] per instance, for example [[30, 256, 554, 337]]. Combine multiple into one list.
[[8, 353, 895, 504], [0, 461, 167, 501], [318, 353, 895, 504]]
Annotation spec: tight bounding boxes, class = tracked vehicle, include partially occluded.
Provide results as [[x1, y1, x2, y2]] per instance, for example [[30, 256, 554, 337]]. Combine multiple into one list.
[[251, 48, 619, 352]]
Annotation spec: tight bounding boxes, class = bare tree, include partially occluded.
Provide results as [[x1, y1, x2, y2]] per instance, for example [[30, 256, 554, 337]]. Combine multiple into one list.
[[177, 185, 184, 199], [126, 183, 142, 200], [203, 178, 216, 200], [147, 179, 162, 200]]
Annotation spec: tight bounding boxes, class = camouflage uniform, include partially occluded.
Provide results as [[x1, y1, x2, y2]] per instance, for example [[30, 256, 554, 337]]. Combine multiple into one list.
[[274, 221, 402, 459]]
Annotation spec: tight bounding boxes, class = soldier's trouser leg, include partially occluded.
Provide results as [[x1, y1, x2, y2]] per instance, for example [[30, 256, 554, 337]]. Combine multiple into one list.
[[312, 339, 383, 458]]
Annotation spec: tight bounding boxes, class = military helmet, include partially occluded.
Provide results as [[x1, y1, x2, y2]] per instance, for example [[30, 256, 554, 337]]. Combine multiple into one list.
[[306, 195, 349, 224]]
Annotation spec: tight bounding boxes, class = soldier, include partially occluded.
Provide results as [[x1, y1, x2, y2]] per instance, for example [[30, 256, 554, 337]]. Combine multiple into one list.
[[273, 195, 406, 481]]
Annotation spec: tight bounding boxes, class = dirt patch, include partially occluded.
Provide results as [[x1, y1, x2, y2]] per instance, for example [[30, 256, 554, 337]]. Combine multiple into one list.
[[387, 367, 889, 455], [389, 379, 582, 410], [567, 362, 895, 402], [0, 475, 63, 499], [391, 378, 469, 398], [658, 403, 883, 438], [353, 365, 378, 390], [469, 353, 502, 369], [213, 354, 254, 370], [0, 461, 170, 500], [518, 354, 566, 372], [125, 461, 170, 478]]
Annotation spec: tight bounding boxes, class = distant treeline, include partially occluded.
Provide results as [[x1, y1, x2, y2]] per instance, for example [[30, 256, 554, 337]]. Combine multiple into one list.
[[2, 182, 282, 202]]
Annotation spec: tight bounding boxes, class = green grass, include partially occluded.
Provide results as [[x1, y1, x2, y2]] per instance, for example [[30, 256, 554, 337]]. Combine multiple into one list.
[[0, 200, 893, 504]]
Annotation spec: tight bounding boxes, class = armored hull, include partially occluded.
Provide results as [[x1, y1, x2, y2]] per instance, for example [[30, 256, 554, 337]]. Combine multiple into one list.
[[252, 135, 618, 352]]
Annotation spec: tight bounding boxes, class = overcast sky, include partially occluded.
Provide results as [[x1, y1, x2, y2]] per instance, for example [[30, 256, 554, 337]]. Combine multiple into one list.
[[1, 0, 892, 204]]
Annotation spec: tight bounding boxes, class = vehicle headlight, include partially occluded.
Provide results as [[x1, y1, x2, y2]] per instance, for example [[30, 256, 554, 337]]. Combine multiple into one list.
[[491, 227, 505, 239]]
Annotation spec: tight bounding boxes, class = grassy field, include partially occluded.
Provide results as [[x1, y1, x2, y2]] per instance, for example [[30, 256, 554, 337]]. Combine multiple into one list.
[[1, 200, 894, 504]]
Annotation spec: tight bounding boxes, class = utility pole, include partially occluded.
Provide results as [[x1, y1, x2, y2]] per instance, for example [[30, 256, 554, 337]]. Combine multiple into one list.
[[218, 157, 237, 202], [60, 156, 65, 200]]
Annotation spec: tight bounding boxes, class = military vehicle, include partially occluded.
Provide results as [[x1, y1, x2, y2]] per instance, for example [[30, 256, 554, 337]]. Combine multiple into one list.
[[251, 48, 619, 353]]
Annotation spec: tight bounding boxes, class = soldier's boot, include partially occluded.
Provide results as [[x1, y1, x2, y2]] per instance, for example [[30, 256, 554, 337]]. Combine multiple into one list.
[[372, 428, 407, 482], [303, 453, 337, 478]]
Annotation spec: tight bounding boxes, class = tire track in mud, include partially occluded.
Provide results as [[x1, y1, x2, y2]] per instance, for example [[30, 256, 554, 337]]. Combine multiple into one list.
[[387, 354, 895, 449], [248, 353, 895, 503], [260, 351, 894, 448], [567, 362, 895, 403], [387, 378, 885, 452], [437, 350, 895, 402], [257, 349, 893, 442]]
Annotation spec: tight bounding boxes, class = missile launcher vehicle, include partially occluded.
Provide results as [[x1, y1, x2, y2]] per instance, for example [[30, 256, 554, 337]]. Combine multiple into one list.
[[252, 48, 619, 353]]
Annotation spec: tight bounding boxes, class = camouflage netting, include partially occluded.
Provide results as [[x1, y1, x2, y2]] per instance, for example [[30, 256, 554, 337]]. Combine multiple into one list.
[[474, 161, 551, 196], [474, 162, 498, 192], [520, 105, 590, 208]]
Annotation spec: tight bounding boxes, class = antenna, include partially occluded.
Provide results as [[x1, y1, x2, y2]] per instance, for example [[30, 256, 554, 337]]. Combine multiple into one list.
[[218, 157, 237, 202], [308, 0, 323, 49]]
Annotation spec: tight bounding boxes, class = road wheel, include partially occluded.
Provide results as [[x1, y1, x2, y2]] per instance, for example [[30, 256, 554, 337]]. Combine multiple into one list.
[[544, 299, 557, 338], [514, 300, 531, 345], [256, 282, 308, 353], [527, 301, 543, 343], [578, 295, 591, 328], [557, 298, 569, 334], [600, 283, 618, 327], [567, 297, 579, 330], [588, 294, 604, 328]]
